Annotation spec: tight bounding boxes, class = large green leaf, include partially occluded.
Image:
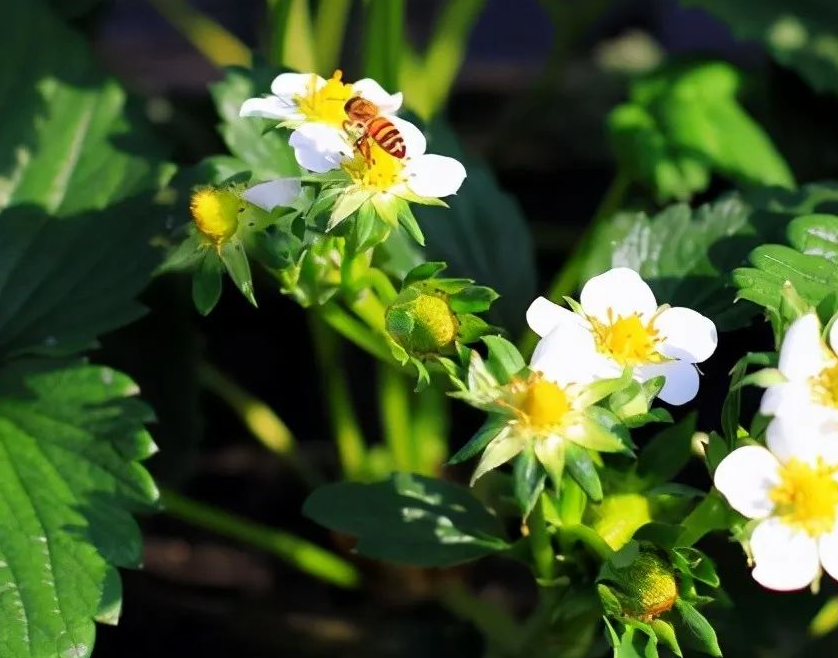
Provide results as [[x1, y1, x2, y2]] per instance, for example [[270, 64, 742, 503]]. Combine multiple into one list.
[[210, 67, 300, 180], [0, 361, 157, 658], [0, 0, 172, 359], [303, 472, 509, 566], [609, 60, 793, 202], [413, 120, 537, 334], [683, 0, 838, 96], [731, 183, 838, 314], [581, 182, 838, 330]]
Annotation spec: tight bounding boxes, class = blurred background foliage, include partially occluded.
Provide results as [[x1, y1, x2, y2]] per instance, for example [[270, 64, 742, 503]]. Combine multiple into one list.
[[5, 0, 838, 656]]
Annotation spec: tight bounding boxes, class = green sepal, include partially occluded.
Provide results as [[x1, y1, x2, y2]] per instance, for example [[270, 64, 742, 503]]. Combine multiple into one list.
[[448, 415, 508, 465], [397, 202, 426, 245], [565, 443, 603, 502], [450, 286, 500, 313], [329, 189, 373, 230], [578, 407, 634, 454], [651, 619, 683, 657], [457, 313, 494, 344], [192, 251, 223, 315], [156, 231, 204, 274], [219, 238, 257, 307], [674, 599, 722, 657], [404, 261, 447, 287], [513, 448, 546, 519], [482, 335, 526, 383]]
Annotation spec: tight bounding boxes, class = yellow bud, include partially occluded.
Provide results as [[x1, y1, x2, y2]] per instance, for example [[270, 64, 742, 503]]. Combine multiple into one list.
[[386, 291, 459, 355], [612, 552, 678, 621], [190, 188, 240, 244]]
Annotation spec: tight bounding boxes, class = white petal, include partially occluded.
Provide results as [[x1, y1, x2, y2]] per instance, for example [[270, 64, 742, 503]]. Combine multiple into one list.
[[760, 381, 810, 418], [243, 178, 302, 212], [779, 314, 827, 381], [819, 527, 838, 583], [713, 445, 780, 519], [766, 415, 832, 464], [391, 116, 426, 158], [580, 268, 657, 324], [634, 361, 699, 406], [289, 123, 352, 173], [531, 322, 616, 387], [271, 72, 323, 99], [526, 297, 583, 337], [239, 96, 300, 120], [351, 78, 403, 114], [750, 518, 821, 591], [405, 154, 467, 198], [655, 306, 718, 363]]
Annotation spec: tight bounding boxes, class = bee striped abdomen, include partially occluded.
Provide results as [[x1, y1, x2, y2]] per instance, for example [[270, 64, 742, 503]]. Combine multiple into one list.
[[368, 117, 406, 158]]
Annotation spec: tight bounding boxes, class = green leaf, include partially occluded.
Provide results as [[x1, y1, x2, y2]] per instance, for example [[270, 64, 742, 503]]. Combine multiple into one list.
[[414, 119, 536, 334], [404, 261, 447, 287], [0, 0, 173, 359], [303, 472, 509, 567], [210, 66, 300, 179], [674, 599, 722, 657], [582, 184, 838, 331], [450, 286, 499, 314], [683, 0, 838, 96], [610, 60, 793, 202], [788, 213, 838, 263], [637, 413, 697, 487], [0, 361, 157, 658], [565, 443, 603, 502]]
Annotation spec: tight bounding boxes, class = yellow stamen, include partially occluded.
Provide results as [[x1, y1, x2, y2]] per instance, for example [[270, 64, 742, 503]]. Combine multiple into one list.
[[294, 69, 352, 126], [190, 188, 240, 245], [591, 311, 662, 365], [520, 377, 570, 428], [342, 142, 405, 192], [812, 360, 838, 408], [770, 458, 838, 537]]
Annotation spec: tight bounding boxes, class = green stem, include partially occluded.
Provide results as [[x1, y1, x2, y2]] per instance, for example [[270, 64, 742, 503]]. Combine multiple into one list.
[[559, 524, 615, 562], [527, 494, 557, 583], [320, 302, 393, 363], [309, 314, 369, 479], [313, 0, 353, 74], [198, 361, 323, 487], [146, 0, 251, 67], [378, 364, 414, 471], [437, 583, 523, 655], [161, 488, 360, 588]]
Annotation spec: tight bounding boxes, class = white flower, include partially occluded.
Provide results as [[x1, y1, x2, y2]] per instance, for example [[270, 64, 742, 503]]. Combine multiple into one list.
[[241, 177, 302, 212], [239, 70, 403, 173], [714, 416, 838, 591], [526, 267, 718, 405], [328, 123, 466, 228], [761, 313, 838, 423]]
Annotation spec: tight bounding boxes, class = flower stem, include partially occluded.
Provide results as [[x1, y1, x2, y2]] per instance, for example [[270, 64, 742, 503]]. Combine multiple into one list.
[[527, 494, 558, 583], [309, 314, 369, 480], [160, 488, 360, 588], [197, 361, 323, 487], [378, 363, 415, 471], [436, 583, 523, 655]]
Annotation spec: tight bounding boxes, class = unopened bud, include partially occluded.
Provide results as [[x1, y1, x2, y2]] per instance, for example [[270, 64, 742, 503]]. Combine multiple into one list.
[[386, 290, 459, 355], [190, 188, 240, 244]]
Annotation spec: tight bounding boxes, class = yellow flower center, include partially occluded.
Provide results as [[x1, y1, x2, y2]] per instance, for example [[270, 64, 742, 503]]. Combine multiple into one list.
[[770, 458, 838, 537], [294, 69, 352, 126], [812, 360, 838, 408], [591, 311, 662, 365], [190, 188, 240, 244], [342, 142, 405, 192], [521, 378, 570, 428]]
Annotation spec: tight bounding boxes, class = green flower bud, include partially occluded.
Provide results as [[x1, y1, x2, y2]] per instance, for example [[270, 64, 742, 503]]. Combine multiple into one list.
[[386, 290, 459, 355], [612, 552, 678, 621]]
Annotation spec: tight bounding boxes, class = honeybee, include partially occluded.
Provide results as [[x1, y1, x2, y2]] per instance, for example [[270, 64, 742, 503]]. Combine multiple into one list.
[[343, 96, 406, 162]]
